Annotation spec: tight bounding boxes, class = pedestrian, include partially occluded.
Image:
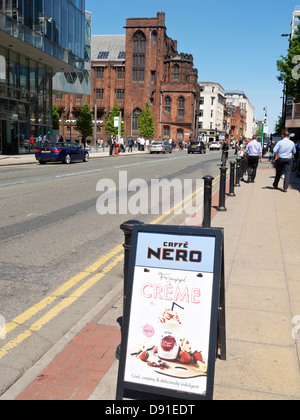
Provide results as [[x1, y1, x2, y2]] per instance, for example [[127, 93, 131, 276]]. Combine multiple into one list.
[[269, 140, 275, 162], [238, 140, 246, 180], [145, 138, 150, 152], [108, 135, 114, 155], [245, 135, 262, 182], [292, 139, 300, 171], [221, 135, 229, 165], [119, 136, 125, 152], [272, 130, 296, 192], [82, 137, 86, 149], [114, 137, 119, 155], [128, 136, 133, 152], [30, 135, 35, 151]]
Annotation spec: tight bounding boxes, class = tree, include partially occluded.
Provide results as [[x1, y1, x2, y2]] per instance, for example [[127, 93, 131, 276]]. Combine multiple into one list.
[[277, 20, 300, 102], [52, 104, 60, 130], [105, 104, 125, 138], [274, 115, 283, 133], [138, 101, 155, 139], [75, 102, 93, 139]]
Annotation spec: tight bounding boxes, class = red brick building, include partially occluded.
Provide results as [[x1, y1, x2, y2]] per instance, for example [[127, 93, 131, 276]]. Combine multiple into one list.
[[227, 105, 247, 141], [54, 12, 200, 145]]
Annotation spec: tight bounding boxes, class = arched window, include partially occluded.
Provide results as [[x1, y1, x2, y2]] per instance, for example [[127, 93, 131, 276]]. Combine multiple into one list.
[[178, 97, 184, 117], [132, 31, 145, 81], [164, 96, 171, 114], [132, 108, 141, 132], [173, 65, 179, 81], [152, 30, 157, 44]]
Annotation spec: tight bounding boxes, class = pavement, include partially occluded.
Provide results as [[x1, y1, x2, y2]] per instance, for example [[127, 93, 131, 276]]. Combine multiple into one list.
[[0, 153, 300, 400]]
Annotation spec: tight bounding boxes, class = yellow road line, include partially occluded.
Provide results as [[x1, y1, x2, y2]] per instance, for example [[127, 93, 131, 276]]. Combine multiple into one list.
[[0, 174, 222, 359], [3, 244, 123, 336], [0, 253, 124, 360]]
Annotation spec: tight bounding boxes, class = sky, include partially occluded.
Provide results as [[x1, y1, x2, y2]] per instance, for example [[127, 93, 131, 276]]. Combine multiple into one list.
[[85, 0, 298, 133]]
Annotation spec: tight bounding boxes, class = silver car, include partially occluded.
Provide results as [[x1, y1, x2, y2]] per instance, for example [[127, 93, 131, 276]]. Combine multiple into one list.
[[150, 140, 172, 154]]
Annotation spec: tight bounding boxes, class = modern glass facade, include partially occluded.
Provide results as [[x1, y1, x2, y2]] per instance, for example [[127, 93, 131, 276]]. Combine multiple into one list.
[[0, 0, 86, 154]]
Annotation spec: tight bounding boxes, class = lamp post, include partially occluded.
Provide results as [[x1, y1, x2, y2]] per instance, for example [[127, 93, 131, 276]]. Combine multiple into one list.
[[261, 107, 267, 148]]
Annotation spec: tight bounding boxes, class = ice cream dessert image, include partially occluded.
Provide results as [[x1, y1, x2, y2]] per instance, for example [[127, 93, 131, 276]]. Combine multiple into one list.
[[157, 309, 181, 361]]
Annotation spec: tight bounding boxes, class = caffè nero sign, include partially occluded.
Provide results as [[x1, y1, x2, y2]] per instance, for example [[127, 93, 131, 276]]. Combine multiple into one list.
[[116, 224, 226, 401]]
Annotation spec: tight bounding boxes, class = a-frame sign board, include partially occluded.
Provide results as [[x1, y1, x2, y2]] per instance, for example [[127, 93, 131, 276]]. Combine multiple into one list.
[[116, 224, 226, 401]]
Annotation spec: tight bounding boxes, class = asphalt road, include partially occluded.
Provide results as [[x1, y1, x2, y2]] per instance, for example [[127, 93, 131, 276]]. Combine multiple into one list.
[[0, 149, 225, 394]]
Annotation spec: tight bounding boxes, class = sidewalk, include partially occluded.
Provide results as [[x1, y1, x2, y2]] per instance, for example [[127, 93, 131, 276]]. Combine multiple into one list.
[[1, 159, 300, 400]]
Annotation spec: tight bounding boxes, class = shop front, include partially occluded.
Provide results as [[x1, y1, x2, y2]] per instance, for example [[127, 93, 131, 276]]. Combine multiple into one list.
[[0, 46, 52, 154]]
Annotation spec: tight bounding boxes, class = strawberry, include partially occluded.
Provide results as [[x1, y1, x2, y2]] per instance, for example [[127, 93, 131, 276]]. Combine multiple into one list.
[[193, 351, 203, 362], [139, 351, 149, 362], [177, 350, 191, 364]]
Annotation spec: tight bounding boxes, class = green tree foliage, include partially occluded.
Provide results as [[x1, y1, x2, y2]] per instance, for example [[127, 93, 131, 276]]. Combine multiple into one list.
[[52, 104, 60, 130], [277, 21, 300, 102], [138, 101, 155, 138], [105, 104, 125, 137], [75, 102, 93, 138]]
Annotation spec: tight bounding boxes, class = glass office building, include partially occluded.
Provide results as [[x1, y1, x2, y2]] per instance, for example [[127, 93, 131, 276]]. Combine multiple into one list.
[[0, 0, 86, 154]]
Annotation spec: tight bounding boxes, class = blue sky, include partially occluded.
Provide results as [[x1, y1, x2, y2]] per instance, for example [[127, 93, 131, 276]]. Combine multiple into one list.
[[85, 0, 298, 132]]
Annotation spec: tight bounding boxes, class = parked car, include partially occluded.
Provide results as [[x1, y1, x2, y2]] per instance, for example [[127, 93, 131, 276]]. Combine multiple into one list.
[[209, 141, 221, 151], [35, 142, 89, 164], [149, 140, 172, 154], [187, 141, 206, 154]]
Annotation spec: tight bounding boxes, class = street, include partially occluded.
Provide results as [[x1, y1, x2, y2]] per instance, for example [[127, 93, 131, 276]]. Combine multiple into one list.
[[0, 149, 224, 395]]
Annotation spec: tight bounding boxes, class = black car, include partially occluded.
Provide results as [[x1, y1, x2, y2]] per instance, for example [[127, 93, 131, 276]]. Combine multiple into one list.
[[187, 141, 206, 154], [35, 142, 89, 164]]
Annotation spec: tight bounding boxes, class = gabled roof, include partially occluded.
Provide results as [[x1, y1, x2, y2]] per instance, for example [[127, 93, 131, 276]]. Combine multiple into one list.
[[91, 35, 126, 62]]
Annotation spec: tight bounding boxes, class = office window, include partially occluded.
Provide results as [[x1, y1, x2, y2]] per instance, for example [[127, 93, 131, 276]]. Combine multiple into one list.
[[132, 108, 141, 131], [164, 126, 170, 138], [117, 67, 125, 79], [118, 51, 125, 60], [165, 96, 171, 113], [173, 65, 179, 81], [132, 32, 145, 81], [96, 89, 104, 100], [177, 129, 183, 139], [97, 51, 109, 59], [178, 97, 184, 117], [116, 89, 124, 100], [96, 67, 104, 79]]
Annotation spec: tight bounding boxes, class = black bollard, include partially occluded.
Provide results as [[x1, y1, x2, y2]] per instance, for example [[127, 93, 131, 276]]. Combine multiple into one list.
[[235, 157, 241, 187], [217, 165, 227, 211], [116, 220, 144, 359], [228, 161, 236, 197], [202, 175, 214, 227]]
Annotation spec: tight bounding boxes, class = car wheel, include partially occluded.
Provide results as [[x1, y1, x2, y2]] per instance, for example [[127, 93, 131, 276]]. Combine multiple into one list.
[[64, 154, 71, 164], [39, 161, 46, 165], [83, 153, 89, 162]]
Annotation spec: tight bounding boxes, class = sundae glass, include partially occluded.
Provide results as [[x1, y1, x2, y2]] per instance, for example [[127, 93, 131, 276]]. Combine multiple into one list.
[[157, 309, 181, 361]]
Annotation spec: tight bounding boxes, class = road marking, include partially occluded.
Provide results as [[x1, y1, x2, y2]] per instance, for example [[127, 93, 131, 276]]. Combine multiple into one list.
[[0, 173, 221, 359], [2, 244, 123, 338], [0, 253, 124, 360]]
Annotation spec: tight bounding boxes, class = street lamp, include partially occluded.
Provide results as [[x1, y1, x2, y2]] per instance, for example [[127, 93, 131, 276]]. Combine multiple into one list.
[[262, 107, 267, 147]]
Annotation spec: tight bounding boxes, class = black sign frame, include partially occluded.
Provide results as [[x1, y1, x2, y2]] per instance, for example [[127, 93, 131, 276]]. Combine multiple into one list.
[[116, 224, 225, 401]]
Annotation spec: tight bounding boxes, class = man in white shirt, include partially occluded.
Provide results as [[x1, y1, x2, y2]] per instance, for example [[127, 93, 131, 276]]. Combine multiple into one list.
[[273, 131, 296, 192], [245, 136, 262, 182]]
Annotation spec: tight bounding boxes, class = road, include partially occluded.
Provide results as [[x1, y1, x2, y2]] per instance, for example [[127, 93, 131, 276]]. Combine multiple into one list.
[[0, 149, 226, 394]]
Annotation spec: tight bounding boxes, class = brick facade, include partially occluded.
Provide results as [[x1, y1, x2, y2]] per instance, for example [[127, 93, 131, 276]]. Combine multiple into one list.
[[54, 12, 200, 145]]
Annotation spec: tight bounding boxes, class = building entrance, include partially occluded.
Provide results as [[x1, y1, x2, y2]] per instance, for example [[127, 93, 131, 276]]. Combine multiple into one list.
[[1, 119, 18, 154]]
